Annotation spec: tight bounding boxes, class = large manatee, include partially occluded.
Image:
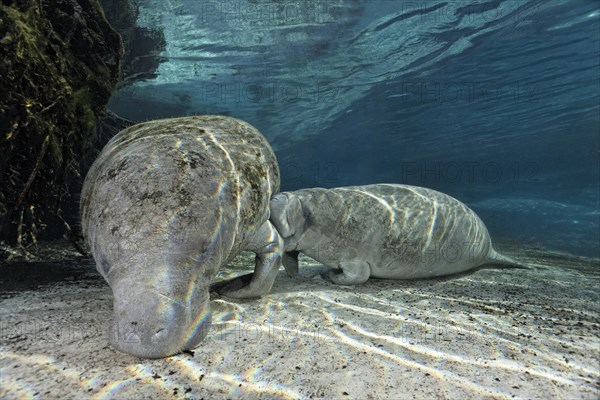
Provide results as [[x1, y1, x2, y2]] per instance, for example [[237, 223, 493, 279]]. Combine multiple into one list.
[[270, 184, 523, 284], [81, 116, 282, 358]]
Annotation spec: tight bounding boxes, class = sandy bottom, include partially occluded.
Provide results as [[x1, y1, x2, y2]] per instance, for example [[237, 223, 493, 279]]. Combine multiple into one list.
[[0, 242, 598, 399]]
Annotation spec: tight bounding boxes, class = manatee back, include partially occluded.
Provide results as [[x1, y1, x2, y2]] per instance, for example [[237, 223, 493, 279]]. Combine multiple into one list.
[[81, 116, 280, 268]]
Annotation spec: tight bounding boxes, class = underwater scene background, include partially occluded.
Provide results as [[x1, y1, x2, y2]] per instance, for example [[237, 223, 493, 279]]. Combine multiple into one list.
[[1, 1, 599, 399], [107, 0, 600, 258]]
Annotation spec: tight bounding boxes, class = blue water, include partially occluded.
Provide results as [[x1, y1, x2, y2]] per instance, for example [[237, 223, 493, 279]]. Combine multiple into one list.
[[108, 0, 600, 257]]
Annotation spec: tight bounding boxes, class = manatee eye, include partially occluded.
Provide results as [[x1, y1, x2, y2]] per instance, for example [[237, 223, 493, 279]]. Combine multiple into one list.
[[98, 255, 111, 276], [92, 240, 114, 277]]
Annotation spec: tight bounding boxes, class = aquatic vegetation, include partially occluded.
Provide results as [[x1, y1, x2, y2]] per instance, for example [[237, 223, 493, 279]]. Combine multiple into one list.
[[0, 0, 122, 251]]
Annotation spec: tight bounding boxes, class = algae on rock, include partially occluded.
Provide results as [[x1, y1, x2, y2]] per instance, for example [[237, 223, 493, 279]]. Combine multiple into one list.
[[0, 0, 123, 253]]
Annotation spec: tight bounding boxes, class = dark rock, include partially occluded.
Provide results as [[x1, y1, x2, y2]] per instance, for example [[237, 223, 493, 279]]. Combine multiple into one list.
[[0, 0, 123, 251], [99, 0, 166, 85]]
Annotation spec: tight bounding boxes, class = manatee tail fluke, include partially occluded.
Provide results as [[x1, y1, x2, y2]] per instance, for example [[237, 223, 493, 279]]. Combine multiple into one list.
[[487, 249, 530, 269]]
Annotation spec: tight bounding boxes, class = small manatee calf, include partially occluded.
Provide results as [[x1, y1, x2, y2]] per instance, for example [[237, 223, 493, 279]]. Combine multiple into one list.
[[81, 116, 283, 358], [270, 184, 524, 284]]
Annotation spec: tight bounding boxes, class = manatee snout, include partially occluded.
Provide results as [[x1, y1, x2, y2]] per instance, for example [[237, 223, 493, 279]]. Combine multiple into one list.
[[109, 285, 211, 359], [270, 193, 305, 252]]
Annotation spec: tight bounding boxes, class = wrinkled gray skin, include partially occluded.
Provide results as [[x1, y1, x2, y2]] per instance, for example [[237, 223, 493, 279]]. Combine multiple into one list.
[[270, 184, 522, 284], [81, 116, 282, 358]]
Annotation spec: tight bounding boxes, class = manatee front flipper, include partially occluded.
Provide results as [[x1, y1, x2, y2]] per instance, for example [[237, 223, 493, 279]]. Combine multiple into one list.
[[328, 260, 371, 285], [282, 251, 300, 277], [217, 220, 283, 299]]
